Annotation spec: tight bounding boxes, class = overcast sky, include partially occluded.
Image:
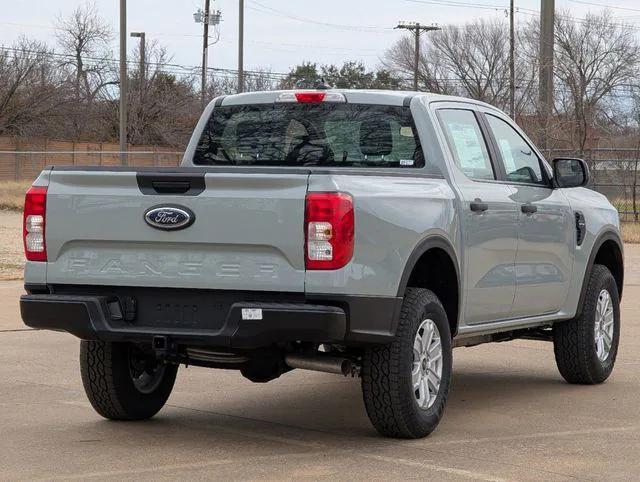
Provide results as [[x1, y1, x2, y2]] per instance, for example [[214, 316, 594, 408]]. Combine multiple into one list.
[[3, 0, 640, 74]]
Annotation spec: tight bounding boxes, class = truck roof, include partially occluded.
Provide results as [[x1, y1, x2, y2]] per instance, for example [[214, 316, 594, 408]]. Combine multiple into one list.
[[215, 89, 501, 112]]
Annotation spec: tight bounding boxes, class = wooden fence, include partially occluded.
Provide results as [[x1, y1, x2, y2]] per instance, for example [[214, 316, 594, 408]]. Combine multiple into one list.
[[0, 136, 183, 181]]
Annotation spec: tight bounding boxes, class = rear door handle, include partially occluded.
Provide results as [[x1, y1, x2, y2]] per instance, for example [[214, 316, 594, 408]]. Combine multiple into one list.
[[521, 204, 538, 214], [470, 201, 489, 213]]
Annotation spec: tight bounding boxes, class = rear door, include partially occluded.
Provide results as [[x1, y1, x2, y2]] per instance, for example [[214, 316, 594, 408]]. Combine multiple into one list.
[[45, 168, 309, 292], [435, 107, 519, 324]]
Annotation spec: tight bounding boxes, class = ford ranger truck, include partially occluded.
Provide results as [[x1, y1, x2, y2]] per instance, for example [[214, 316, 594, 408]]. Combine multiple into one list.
[[20, 90, 624, 439]]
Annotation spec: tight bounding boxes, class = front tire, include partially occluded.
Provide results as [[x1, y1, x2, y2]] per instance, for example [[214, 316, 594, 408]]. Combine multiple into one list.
[[361, 288, 453, 439], [553, 264, 620, 384], [80, 341, 178, 420]]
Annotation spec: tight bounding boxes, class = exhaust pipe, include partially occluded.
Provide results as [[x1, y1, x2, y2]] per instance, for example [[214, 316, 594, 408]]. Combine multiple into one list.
[[285, 353, 353, 376]]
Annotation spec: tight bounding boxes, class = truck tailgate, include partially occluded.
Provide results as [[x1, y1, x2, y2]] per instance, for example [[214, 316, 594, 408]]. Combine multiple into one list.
[[44, 168, 309, 292]]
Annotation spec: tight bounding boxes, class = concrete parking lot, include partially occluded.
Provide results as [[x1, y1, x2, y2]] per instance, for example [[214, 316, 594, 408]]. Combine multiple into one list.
[[1, 249, 640, 481]]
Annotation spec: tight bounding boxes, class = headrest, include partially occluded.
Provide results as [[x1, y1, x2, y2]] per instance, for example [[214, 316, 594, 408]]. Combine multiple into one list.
[[360, 119, 393, 157], [235, 121, 259, 150]]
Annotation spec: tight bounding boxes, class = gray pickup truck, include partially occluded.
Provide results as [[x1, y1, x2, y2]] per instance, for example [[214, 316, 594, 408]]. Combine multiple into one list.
[[20, 90, 623, 439]]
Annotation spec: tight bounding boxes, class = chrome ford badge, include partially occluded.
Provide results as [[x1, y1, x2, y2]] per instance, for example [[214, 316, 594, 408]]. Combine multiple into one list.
[[144, 205, 195, 231]]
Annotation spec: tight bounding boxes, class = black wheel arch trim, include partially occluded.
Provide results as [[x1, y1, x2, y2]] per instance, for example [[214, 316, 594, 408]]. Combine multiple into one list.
[[397, 235, 462, 332], [578, 229, 624, 309]]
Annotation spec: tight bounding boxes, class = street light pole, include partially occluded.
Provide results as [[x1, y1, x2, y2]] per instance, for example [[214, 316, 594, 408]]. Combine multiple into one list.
[[119, 0, 127, 165], [130, 32, 145, 87]]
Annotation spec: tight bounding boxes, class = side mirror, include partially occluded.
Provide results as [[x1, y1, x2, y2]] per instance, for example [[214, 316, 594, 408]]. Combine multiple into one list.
[[552, 158, 590, 188]]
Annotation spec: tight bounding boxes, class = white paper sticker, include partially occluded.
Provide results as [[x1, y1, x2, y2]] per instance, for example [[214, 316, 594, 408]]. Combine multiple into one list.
[[241, 308, 263, 320], [400, 126, 414, 137], [400, 159, 415, 167]]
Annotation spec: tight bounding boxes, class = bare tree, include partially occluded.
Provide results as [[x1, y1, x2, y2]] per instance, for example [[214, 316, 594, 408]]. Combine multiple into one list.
[[432, 20, 511, 108], [55, 1, 115, 138], [384, 19, 525, 105], [55, 2, 114, 102], [245, 68, 279, 92], [554, 10, 640, 154], [383, 35, 456, 94], [0, 38, 65, 136], [116, 42, 198, 146]]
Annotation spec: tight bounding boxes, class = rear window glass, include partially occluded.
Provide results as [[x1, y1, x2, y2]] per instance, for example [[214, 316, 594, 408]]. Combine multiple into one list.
[[193, 103, 427, 169]]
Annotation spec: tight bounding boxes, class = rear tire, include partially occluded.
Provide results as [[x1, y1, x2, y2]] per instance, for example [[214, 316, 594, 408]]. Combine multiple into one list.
[[361, 288, 453, 439], [553, 264, 620, 384], [80, 341, 178, 420]]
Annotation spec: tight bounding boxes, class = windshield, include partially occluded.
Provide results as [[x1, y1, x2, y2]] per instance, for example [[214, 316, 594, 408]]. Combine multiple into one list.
[[193, 103, 426, 168]]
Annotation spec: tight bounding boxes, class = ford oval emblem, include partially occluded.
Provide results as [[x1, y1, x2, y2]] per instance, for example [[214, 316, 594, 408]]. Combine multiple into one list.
[[144, 205, 195, 231]]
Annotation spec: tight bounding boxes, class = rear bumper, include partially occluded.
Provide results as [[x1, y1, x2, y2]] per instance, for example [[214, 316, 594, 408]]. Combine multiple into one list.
[[20, 287, 401, 348]]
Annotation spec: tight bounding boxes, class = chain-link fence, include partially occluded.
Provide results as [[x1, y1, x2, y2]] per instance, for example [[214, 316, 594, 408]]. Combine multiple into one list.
[[545, 148, 640, 222], [3, 143, 640, 222]]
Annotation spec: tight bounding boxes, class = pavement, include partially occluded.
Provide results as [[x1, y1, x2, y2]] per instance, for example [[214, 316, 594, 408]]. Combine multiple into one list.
[[1, 248, 640, 481]]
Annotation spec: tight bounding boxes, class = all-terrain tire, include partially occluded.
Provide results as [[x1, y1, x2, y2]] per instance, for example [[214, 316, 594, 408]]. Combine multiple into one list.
[[553, 264, 620, 384], [80, 341, 178, 420], [361, 288, 453, 439]]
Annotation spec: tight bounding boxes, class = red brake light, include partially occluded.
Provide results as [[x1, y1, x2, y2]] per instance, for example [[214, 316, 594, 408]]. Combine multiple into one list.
[[305, 192, 354, 270], [23, 186, 47, 262], [295, 92, 326, 103]]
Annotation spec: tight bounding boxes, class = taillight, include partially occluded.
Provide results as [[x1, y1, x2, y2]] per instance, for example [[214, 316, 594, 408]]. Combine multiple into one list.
[[23, 186, 47, 262], [305, 192, 354, 270]]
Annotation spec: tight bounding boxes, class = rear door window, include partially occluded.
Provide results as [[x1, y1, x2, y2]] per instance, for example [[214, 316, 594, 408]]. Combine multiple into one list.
[[194, 103, 430, 169], [437, 109, 495, 181]]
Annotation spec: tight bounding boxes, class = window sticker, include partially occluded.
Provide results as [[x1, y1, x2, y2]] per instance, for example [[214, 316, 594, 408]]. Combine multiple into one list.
[[400, 126, 414, 137], [498, 139, 517, 172], [448, 123, 485, 169]]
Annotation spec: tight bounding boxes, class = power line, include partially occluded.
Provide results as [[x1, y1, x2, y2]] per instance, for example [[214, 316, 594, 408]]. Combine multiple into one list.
[[566, 0, 640, 13], [248, 0, 395, 33], [404, 0, 640, 30], [404, 0, 509, 12], [0, 46, 290, 78]]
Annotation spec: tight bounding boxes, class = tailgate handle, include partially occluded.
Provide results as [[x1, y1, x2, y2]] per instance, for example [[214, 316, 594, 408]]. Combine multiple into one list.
[[151, 181, 191, 194], [137, 172, 205, 196]]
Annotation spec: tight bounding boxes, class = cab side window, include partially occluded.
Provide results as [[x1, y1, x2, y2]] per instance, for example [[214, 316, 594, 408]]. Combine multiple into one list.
[[486, 114, 545, 185], [437, 109, 495, 181]]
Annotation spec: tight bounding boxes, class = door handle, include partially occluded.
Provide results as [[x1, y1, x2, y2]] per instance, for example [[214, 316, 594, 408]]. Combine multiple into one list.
[[521, 204, 538, 215], [470, 201, 489, 213]]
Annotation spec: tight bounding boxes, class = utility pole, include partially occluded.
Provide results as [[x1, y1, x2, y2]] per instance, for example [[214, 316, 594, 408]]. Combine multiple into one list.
[[238, 0, 245, 93], [395, 22, 441, 91], [194, 3, 222, 108], [509, 0, 515, 119], [119, 0, 127, 165], [202, 0, 210, 107], [130, 32, 145, 87], [539, 0, 555, 149]]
